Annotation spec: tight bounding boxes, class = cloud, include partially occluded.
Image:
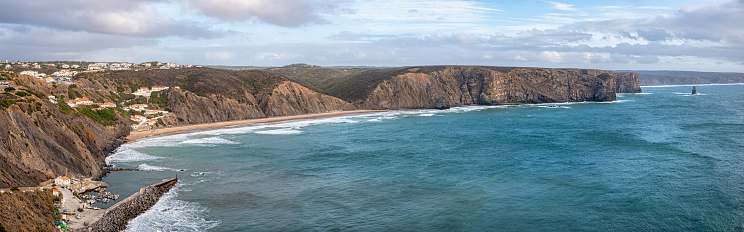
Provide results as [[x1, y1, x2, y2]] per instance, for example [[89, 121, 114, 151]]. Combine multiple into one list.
[[183, 0, 341, 27], [564, 0, 744, 43], [0, 0, 219, 38], [548, 1, 577, 11]]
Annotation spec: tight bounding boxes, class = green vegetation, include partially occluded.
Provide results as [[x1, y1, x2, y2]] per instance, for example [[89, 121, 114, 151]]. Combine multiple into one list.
[[0, 100, 16, 108], [67, 85, 82, 99], [4, 87, 15, 92], [15, 91, 28, 97], [56, 97, 73, 115], [323, 67, 412, 102], [77, 105, 118, 126], [10, 187, 19, 192], [269, 66, 371, 92], [149, 92, 168, 106]]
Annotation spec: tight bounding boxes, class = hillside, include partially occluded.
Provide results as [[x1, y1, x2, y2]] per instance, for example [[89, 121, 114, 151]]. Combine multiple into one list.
[[0, 67, 357, 188], [618, 70, 744, 86], [280, 65, 641, 108]]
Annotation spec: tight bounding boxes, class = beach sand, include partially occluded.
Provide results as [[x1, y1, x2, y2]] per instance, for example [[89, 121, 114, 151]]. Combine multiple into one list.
[[126, 110, 386, 142]]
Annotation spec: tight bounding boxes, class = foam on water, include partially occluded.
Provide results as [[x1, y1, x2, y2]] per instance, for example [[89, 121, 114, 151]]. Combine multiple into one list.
[[106, 149, 161, 164], [124, 184, 221, 232], [255, 128, 304, 135], [179, 137, 238, 145], [137, 163, 179, 172]]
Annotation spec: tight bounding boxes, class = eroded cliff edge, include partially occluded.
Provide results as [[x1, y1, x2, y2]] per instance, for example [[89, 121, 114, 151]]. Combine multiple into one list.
[[319, 66, 640, 109]]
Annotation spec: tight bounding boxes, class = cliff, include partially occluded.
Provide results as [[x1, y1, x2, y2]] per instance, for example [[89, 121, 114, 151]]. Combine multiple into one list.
[[259, 81, 356, 117], [1, 68, 357, 188], [327, 66, 631, 109], [0, 75, 129, 188]]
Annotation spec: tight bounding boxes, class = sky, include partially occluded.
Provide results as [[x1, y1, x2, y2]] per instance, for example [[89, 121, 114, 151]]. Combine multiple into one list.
[[1, 0, 743, 72]]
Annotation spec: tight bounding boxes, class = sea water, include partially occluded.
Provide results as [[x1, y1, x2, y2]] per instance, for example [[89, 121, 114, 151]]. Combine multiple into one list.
[[102, 84, 744, 231]]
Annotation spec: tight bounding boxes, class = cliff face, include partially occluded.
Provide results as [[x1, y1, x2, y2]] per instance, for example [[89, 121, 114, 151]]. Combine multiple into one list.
[[613, 72, 642, 93], [0, 76, 129, 188], [164, 89, 266, 125], [259, 81, 356, 117], [360, 67, 625, 109]]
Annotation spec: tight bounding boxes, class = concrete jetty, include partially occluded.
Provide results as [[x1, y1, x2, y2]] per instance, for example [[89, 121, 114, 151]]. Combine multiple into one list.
[[75, 178, 178, 232]]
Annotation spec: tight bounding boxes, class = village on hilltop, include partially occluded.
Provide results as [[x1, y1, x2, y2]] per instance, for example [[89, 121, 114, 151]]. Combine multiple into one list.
[[1, 60, 193, 132]]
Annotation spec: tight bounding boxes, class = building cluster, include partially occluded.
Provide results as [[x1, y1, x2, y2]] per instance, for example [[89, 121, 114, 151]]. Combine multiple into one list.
[[134, 86, 169, 97], [124, 103, 170, 130], [64, 97, 117, 109]]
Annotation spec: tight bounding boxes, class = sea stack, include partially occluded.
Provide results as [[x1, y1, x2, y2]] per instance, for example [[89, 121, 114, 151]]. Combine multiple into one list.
[[692, 86, 697, 95]]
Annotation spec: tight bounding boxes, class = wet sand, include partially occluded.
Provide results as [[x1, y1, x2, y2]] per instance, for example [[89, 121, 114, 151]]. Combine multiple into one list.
[[126, 110, 386, 142]]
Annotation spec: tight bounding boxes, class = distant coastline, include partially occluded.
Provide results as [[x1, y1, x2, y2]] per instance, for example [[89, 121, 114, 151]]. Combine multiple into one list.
[[125, 110, 387, 142]]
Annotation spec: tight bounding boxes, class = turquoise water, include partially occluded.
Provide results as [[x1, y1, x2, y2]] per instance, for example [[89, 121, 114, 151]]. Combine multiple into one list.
[[103, 84, 744, 231]]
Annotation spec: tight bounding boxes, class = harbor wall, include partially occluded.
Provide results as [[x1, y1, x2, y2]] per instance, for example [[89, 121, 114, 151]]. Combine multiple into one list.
[[75, 178, 177, 232]]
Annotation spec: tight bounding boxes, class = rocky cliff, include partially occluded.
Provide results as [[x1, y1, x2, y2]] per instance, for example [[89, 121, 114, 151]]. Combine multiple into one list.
[[355, 66, 628, 109], [0, 75, 129, 188], [1, 68, 357, 188], [259, 81, 356, 117]]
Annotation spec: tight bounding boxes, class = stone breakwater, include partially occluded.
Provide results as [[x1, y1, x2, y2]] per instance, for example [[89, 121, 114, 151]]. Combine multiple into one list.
[[76, 178, 178, 232]]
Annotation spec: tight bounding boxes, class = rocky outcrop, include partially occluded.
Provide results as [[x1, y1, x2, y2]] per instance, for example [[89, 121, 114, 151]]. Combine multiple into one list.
[[259, 81, 356, 117], [360, 67, 623, 109], [613, 72, 642, 93], [77, 178, 178, 232], [164, 89, 266, 125]]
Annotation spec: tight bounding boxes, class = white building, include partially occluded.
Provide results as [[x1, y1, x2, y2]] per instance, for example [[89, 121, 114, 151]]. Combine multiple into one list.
[[129, 104, 148, 111], [54, 176, 71, 186], [151, 86, 169, 92], [66, 97, 93, 107]]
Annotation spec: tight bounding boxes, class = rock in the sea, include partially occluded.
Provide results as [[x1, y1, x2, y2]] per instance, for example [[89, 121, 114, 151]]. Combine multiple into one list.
[[692, 86, 697, 94]]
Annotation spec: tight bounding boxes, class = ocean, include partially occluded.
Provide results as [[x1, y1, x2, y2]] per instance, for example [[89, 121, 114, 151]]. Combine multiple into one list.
[[102, 84, 744, 231]]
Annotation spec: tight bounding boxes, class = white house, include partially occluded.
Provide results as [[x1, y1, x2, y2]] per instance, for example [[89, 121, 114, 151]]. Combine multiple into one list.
[[133, 87, 151, 96], [66, 97, 93, 107], [54, 176, 71, 186], [95, 102, 116, 108], [130, 104, 148, 111], [151, 86, 169, 92]]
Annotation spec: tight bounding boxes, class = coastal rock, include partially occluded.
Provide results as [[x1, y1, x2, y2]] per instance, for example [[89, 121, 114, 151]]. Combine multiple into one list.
[[259, 81, 356, 117], [360, 66, 622, 109], [164, 89, 266, 125]]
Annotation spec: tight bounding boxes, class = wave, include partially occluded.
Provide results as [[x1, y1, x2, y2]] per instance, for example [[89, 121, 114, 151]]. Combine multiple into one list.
[[124, 183, 221, 232], [106, 149, 161, 164], [179, 137, 238, 145], [137, 163, 180, 172], [255, 128, 303, 135]]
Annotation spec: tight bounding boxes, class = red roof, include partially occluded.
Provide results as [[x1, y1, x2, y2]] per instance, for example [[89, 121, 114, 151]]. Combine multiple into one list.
[[71, 97, 90, 103]]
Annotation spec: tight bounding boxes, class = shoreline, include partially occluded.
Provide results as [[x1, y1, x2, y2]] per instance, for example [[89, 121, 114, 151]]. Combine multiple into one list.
[[125, 110, 387, 142]]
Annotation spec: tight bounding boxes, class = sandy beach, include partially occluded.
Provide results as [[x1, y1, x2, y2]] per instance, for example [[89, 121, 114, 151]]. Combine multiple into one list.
[[126, 110, 387, 142]]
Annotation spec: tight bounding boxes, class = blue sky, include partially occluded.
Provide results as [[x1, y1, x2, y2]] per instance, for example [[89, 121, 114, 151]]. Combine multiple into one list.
[[1, 0, 743, 71]]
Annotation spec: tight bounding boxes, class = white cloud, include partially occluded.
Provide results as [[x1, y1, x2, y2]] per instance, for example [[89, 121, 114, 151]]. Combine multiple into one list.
[[548, 1, 577, 11], [183, 0, 340, 27], [0, 0, 218, 38]]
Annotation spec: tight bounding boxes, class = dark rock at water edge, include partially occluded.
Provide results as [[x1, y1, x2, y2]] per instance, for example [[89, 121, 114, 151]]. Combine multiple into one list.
[[692, 86, 697, 94]]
